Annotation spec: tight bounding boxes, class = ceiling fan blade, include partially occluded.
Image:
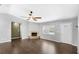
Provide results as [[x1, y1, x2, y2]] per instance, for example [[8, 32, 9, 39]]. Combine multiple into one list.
[[32, 17, 37, 21], [34, 17, 42, 19]]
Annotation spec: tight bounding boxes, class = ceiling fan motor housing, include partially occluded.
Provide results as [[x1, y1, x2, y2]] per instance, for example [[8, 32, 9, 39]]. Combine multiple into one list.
[[29, 11, 33, 16]]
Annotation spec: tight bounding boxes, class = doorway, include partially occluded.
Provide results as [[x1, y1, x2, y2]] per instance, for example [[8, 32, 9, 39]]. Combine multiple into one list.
[[11, 22, 21, 40]]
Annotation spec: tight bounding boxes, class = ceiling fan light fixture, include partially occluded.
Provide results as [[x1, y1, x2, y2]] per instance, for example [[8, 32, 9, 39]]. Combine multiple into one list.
[[29, 14, 32, 16], [30, 11, 33, 14], [23, 10, 42, 21]]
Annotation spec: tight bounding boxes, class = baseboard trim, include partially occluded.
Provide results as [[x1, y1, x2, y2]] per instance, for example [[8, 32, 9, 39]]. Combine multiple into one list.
[[0, 40, 11, 44], [41, 38, 77, 47]]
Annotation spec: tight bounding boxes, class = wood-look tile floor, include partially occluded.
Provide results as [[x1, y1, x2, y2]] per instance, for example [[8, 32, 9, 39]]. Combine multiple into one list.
[[0, 39, 77, 54]]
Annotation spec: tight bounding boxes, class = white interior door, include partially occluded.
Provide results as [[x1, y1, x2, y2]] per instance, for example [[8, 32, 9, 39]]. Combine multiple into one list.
[[60, 23, 72, 44]]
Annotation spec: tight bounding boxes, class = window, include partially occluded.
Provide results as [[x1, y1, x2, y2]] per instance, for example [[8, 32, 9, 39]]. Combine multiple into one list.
[[42, 25, 55, 35]]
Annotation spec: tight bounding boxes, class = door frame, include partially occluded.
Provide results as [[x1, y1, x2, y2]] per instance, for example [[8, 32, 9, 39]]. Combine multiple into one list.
[[60, 22, 72, 44], [11, 22, 21, 40]]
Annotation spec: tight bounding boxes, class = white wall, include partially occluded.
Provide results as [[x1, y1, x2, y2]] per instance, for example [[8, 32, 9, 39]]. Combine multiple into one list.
[[0, 13, 28, 43]]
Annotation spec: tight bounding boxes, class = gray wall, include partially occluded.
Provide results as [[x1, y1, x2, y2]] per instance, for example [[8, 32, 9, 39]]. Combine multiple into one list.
[[39, 22, 60, 42], [0, 13, 78, 47], [77, 16, 79, 53], [39, 17, 78, 46], [0, 13, 29, 43], [28, 22, 40, 36], [0, 13, 41, 43]]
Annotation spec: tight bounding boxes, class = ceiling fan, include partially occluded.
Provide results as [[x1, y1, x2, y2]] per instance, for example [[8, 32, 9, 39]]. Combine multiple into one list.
[[23, 11, 42, 21]]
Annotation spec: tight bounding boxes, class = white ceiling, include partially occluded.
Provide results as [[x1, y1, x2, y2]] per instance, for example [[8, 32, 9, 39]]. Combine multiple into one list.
[[0, 4, 10, 13], [0, 4, 79, 23]]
